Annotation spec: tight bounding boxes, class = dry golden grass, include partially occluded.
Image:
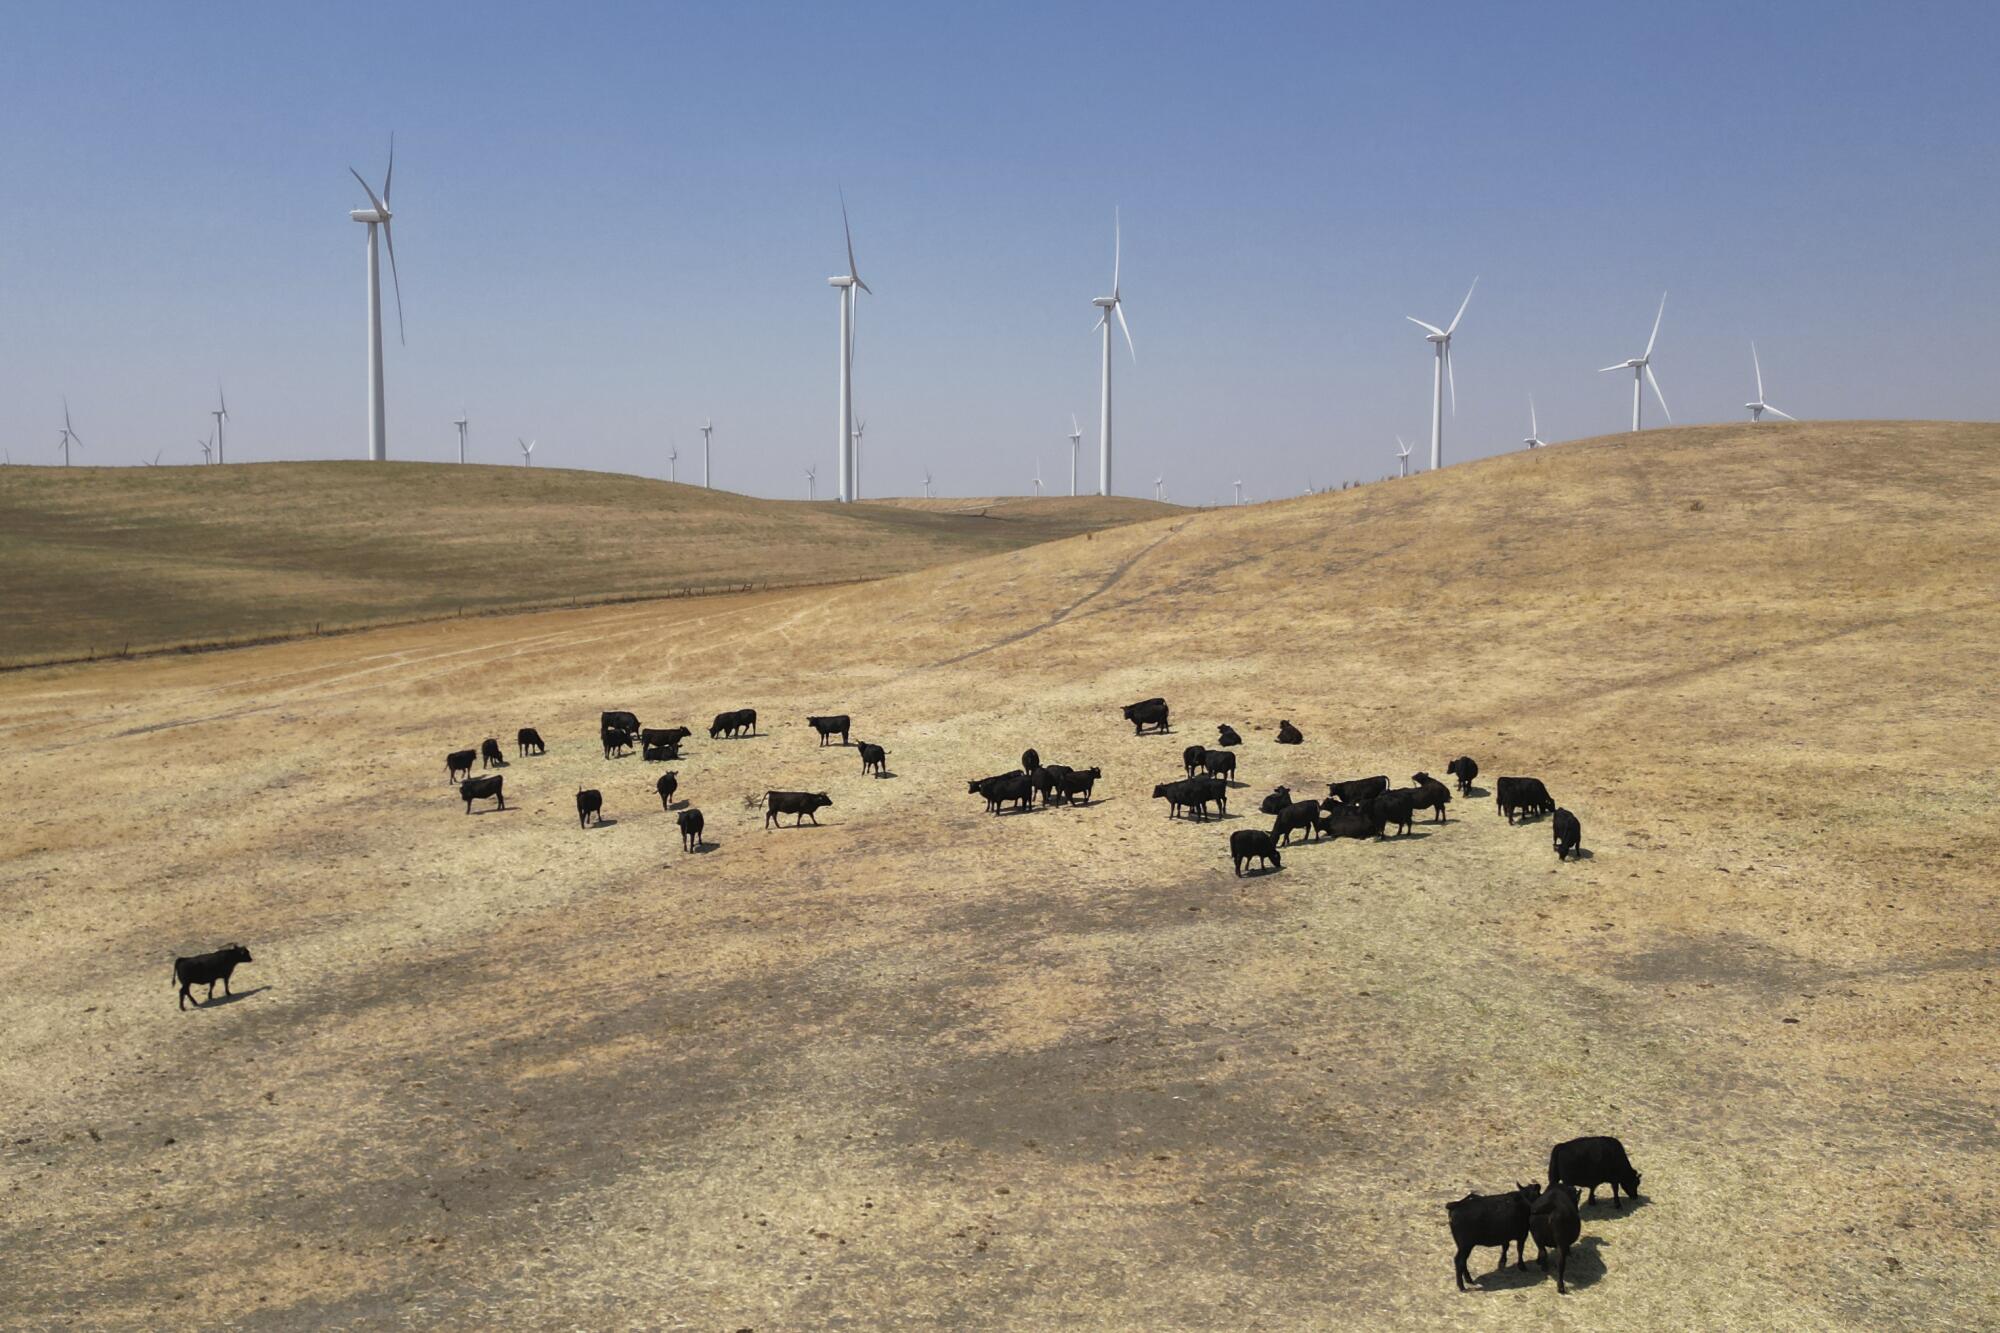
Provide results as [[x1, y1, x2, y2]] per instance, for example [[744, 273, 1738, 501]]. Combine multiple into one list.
[[1, 420, 1995, 1329], [0, 462, 1177, 666]]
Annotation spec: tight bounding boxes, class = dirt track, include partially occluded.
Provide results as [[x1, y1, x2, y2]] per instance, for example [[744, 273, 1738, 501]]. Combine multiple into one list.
[[3, 422, 1996, 1328]]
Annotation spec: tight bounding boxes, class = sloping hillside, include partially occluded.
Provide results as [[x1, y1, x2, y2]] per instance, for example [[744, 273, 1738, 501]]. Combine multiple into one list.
[[0, 421, 1993, 1328], [0, 462, 1180, 665]]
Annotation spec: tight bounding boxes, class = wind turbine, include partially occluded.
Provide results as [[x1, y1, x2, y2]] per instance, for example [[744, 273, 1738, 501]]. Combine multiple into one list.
[[1233, 480, 1244, 505], [805, 464, 817, 500], [1407, 277, 1476, 472], [701, 418, 714, 488], [57, 400, 82, 466], [348, 137, 404, 461], [1395, 435, 1412, 478], [518, 437, 536, 467], [1599, 293, 1671, 432], [668, 443, 678, 483], [1524, 395, 1547, 449], [1153, 475, 1164, 501], [1745, 343, 1796, 422], [852, 416, 866, 496], [453, 407, 468, 463], [1032, 456, 1043, 497], [198, 432, 214, 465], [142, 449, 163, 467], [212, 385, 230, 464], [923, 469, 934, 499], [1090, 208, 1135, 496], [1067, 415, 1082, 497], [830, 191, 870, 502]]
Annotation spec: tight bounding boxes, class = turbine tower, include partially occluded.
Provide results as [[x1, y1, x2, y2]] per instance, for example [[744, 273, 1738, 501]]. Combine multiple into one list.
[[57, 400, 82, 466], [923, 469, 934, 500], [347, 138, 404, 461], [1523, 396, 1547, 449], [701, 418, 714, 488], [518, 437, 535, 467], [830, 192, 870, 502], [1153, 475, 1164, 502], [212, 384, 230, 464], [1395, 435, 1412, 478], [453, 407, 468, 464], [1090, 208, 1135, 496], [1068, 414, 1082, 496], [1406, 277, 1476, 472], [805, 464, 817, 500], [1599, 293, 1671, 432], [1233, 480, 1244, 505], [1745, 343, 1795, 422], [668, 443, 678, 484], [1032, 456, 1043, 497]]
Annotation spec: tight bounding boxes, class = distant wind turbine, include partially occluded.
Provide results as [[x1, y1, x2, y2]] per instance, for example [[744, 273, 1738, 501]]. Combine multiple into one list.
[[453, 407, 468, 463], [142, 449, 163, 467], [1600, 293, 1671, 432], [1154, 476, 1164, 501], [199, 432, 214, 465], [1068, 415, 1082, 497], [518, 437, 535, 467], [1745, 343, 1795, 422], [1032, 456, 1043, 497], [348, 136, 405, 461], [57, 399, 82, 467], [701, 418, 714, 488], [1395, 435, 1412, 478], [668, 443, 678, 484], [212, 384, 230, 464], [831, 191, 870, 502], [1233, 480, 1244, 506], [1524, 396, 1546, 449], [1407, 277, 1477, 472], [923, 469, 934, 500], [805, 464, 817, 500], [1090, 208, 1135, 496]]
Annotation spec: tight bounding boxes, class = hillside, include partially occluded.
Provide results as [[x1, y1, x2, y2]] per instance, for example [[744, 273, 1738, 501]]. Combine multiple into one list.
[[1, 420, 1994, 1327], [0, 462, 1180, 666]]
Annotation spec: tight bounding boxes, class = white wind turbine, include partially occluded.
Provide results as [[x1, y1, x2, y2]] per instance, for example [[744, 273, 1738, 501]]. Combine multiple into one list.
[[1395, 435, 1412, 478], [348, 138, 405, 461], [1032, 456, 1043, 497], [805, 464, 817, 500], [212, 384, 230, 464], [701, 418, 714, 488], [1090, 208, 1135, 496], [142, 449, 163, 467], [830, 192, 870, 502], [1745, 343, 1796, 422], [1233, 480, 1244, 505], [518, 437, 536, 467], [1407, 277, 1477, 472], [453, 407, 468, 463], [668, 443, 678, 484], [1524, 395, 1547, 449], [1600, 293, 1671, 432], [57, 399, 83, 466], [198, 431, 214, 465], [923, 469, 934, 499], [1067, 414, 1082, 496], [1153, 475, 1164, 501]]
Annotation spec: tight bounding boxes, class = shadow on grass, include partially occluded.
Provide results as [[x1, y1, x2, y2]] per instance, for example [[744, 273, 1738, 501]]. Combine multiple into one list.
[[189, 985, 271, 1010], [1466, 1234, 1608, 1294]]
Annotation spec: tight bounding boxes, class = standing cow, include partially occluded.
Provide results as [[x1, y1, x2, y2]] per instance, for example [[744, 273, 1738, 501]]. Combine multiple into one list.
[[1121, 697, 1171, 735], [655, 771, 679, 809], [1553, 808, 1582, 860], [576, 788, 604, 828], [516, 727, 546, 757], [678, 808, 705, 852], [446, 749, 476, 783], [1445, 755, 1478, 794], [480, 738, 506, 769], [1446, 1183, 1539, 1292], [765, 791, 832, 828], [1230, 828, 1282, 876], [1548, 1136, 1642, 1209], [459, 775, 505, 813], [859, 742, 889, 777], [806, 715, 851, 746], [1529, 1184, 1583, 1294], [173, 944, 254, 1011]]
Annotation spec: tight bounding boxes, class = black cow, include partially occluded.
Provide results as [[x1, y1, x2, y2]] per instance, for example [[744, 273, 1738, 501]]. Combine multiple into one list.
[[1497, 776, 1556, 824], [1182, 743, 1208, 778], [601, 711, 640, 738], [766, 790, 832, 828], [1031, 764, 1076, 806], [577, 788, 604, 828], [1230, 828, 1282, 876], [602, 727, 634, 759], [1276, 719, 1303, 745], [1316, 800, 1387, 841], [807, 714, 851, 746], [1051, 766, 1101, 804], [1021, 748, 1041, 773], [859, 742, 888, 776], [640, 727, 689, 758], [642, 742, 678, 762], [459, 775, 504, 813], [1530, 1185, 1583, 1294], [173, 944, 253, 1011], [1327, 775, 1389, 806], [1259, 785, 1294, 815], [655, 771, 679, 809], [446, 749, 476, 782], [968, 770, 1028, 813], [517, 727, 546, 757], [480, 738, 505, 769], [1548, 1136, 1642, 1209], [1445, 755, 1478, 794], [1202, 749, 1237, 782], [1409, 771, 1452, 823], [710, 708, 757, 739], [1553, 808, 1582, 860], [1153, 777, 1225, 821], [678, 807, 704, 852], [1122, 697, 1170, 735], [1446, 1183, 1540, 1292], [1185, 776, 1228, 818], [1373, 788, 1420, 836], [1216, 724, 1242, 747], [1271, 799, 1321, 845]]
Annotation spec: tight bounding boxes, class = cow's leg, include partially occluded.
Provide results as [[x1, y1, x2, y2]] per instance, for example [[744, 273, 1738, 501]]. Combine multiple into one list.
[[1585, 1185, 1597, 1205], [1555, 1244, 1568, 1294], [206, 981, 218, 1002], [179, 982, 190, 1011], [222, 975, 232, 997], [1455, 1243, 1472, 1291]]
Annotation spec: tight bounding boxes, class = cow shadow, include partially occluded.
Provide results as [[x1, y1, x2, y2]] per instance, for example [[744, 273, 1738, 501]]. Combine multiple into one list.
[[659, 798, 690, 811], [192, 985, 271, 1010], [1581, 1193, 1648, 1219], [1466, 1234, 1607, 1292], [466, 804, 516, 816], [1563, 847, 1597, 861], [1381, 829, 1434, 841], [1463, 784, 1491, 798], [870, 770, 899, 781], [587, 817, 620, 830], [1235, 865, 1282, 879], [993, 805, 1046, 818], [683, 839, 721, 855]]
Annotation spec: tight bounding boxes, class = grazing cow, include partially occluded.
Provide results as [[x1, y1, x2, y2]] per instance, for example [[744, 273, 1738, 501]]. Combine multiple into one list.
[[1409, 771, 1453, 823], [446, 749, 476, 782], [459, 775, 504, 813], [859, 742, 888, 777], [1316, 800, 1387, 841], [1276, 719, 1303, 745], [1445, 755, 1478, 794], [1259, 785, 1294, 815], [1553, 808, 1582, 860], [1530, 1185, 1583, 1294], [1327, 775, 1390, 806], [1022, 748, 1041, 774], [480, 738, 505, 769], [678, 807, 704, 852], [1496, 776, 1556, 824], [1122, 697, 1170, 735], [1051, 766, 1101, 804], [517, 727, 546, 757], [968, 770, 1028, 813], [577, 788, 604, 828], [1182, 743, 1208, 778], [1373, 787, 1420, 836], [173, 944, 253, 1011], [655, 771, 679, 809], [1202, 749, 1238, 782], [601, 711, 640, 738], [1271, 799, 1322, 845], [807, 714, 851, 746], [602, 727, 634, 759], [709, 708, 757, 739], [1031, 764, 1076, 806], [1230, 828, 1282, 876], [1216, 724, 1243, 747], [1447, 1184, 1540, 1292], [765, 790, 832, 828], [1548, 1136, 1642, 1209]]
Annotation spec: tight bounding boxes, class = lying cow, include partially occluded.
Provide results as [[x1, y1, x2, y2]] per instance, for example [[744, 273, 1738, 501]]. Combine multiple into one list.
[[807, 714, 851, 746], [1122, 697, 1170, 735], [642, 741, 679, 762], [1230, 828, 1282, 876], [577, 788, 604, 828], [602, 727, 634, 759], [859, 742, 889, 777], [655, 771, 679, 809], [1327, 775, 1389, 806], [766, 790, 832, 828], [459, 775, 504, 813], [1316, 801, 1386, 841], [970, 771, 1034, 814], [1216, 724, 1242, 747], [1259, 785, 1294, 815], [1553, 808, 1582, 860], [1496, 776, 1556, 824], [1271, 799, 1321, 846], [1409, 771, 1452, 823], [678, 807, 705, 852], [1548, 1135, 1642, 1209], [1447, 1183, 1539, 1292], [173, 944, 253, 1011], [1275, 719, 1303, 745], [1202, 749, 1237, 782], [516, 727, 546, 757], [446, 748, 476, 783], [1445, 755, 1478, 794], [1530, 1184, 1583, 1294], [480, 737, 505, 769]]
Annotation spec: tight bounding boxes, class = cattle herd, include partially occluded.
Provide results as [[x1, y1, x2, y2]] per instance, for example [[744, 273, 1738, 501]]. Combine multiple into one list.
[[176, 691, 1624, 1294]]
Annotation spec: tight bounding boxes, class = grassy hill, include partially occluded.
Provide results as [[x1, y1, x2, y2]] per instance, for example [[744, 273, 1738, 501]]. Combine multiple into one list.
[[2, 420, 1994, 1326], [0, 462, 1180, 665]]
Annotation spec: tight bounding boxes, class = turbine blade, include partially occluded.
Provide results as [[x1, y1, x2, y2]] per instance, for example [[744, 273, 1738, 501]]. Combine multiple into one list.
[[1597, 363, 1628, 374], [1645, 291, 1666, 359], [1406, 316, 1445, 337], [349, 166, 386, 216], [1091, 311, 1107, 334], [1112, 206, 1121, 297], [1753, 341, 1764, 399], [1115, 301, 1135, 361], [1446, 276, 1478, 335], [1765, 405, 1796, 421], [218, 381, 228, 417], [383, 132, 394, 206], [840, 188, 862, 287], [1530, 393, 1538, 436], [382, 219, 406, 345], [1646, 363, 1671, 422]]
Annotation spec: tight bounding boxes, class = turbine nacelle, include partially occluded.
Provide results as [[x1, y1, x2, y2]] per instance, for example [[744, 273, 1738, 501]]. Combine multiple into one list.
[[349, 207, 388, 224]]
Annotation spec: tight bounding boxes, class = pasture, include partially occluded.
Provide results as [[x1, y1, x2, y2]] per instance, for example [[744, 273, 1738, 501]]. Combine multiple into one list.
[[1, 421, 1995, 1328]]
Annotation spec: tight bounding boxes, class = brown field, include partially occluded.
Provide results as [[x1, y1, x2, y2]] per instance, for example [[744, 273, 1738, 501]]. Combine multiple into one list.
[[0, 462, 1178, 667], [2, 420, 1996, 1329]]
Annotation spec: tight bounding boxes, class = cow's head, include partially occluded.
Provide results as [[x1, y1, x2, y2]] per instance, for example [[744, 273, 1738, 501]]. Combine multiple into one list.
[[1412, 771, 1434, 785], [226, 944, 253, 964]]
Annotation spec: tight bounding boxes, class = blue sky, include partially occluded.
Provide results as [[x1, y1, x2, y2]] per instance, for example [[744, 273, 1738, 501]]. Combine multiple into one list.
[[2, 1, 1994, 501]]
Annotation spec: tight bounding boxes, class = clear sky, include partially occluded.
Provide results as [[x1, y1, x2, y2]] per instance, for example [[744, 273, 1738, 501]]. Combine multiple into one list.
[[2, 1, 1994, 501]]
